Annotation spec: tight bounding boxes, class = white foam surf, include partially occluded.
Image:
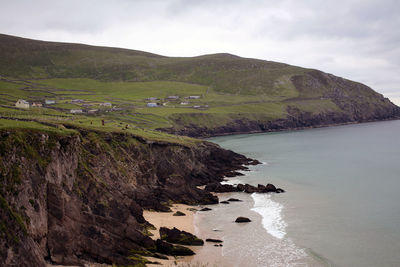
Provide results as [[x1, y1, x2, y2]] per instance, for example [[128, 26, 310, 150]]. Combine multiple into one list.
[[251, 193, 287, 239]]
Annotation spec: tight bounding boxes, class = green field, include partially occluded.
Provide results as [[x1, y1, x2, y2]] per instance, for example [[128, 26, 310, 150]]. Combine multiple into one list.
[[0, 33, 395, 138]]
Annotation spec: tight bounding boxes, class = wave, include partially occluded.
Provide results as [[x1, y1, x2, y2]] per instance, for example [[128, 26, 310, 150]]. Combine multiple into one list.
[[251, 193, 287, 239]]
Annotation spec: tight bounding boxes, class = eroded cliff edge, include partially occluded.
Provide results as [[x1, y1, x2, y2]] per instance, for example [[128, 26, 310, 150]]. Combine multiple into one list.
[[0, 128, 255, 266]]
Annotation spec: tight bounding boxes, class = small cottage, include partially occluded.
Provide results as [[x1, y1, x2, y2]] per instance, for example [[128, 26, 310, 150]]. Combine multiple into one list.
[[100, 102, 112, 107], [146, 97, 158, 101], [166, 96, 179, 100], [31, 102, 43, 108], [88, 109, 99, 114], [45, 100, 56, 105], [188, 95, 200, 99], [71, 99, 84, 104], [15, 99, 29, 109], [147, 103, 158, 107], [70, 109, 83, 114]]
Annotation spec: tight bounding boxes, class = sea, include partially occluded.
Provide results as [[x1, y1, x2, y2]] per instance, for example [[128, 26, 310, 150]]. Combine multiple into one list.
[[191, 120, 400, 267]]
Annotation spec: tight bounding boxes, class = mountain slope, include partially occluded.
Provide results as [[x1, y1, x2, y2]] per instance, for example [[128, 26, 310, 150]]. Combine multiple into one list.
[[0, 33, 399, 137]]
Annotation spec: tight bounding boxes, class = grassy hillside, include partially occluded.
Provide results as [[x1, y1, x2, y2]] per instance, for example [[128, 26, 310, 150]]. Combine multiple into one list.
[[0, 33, 398, 137]]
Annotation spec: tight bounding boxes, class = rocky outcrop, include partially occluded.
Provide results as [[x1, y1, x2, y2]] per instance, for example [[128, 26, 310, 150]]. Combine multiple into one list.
[[155, 239, 195, 256], [0, 128, 254, 266], [205, 182, 285, 194], [160, 227, 204, 246]]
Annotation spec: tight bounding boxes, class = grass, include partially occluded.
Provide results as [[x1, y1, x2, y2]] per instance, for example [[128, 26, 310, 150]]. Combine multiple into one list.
[[0, 33, 395, 137]]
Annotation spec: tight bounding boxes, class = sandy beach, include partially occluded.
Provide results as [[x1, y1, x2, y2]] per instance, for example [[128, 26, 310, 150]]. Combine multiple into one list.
[[143, 204, 199, 266]]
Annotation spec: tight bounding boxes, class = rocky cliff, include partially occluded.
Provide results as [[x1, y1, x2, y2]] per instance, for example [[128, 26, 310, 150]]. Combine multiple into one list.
[[160, 70, 400, 137], [0, 128, 255, 266]]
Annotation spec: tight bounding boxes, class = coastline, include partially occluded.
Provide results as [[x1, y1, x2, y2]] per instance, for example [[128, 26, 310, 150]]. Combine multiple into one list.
[[162, 117, 400, 139], [143, 204, 199, 266]]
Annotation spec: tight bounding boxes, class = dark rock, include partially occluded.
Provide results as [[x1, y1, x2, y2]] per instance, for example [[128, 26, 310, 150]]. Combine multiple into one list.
[[214, 244, 219, 247], [266, 183, 277, 192], [219, 244, 223, 247], [206, 239, 223, 243], [243, 184, 257, 193], [227, 198, 242, 202], [156, 239, 195, 256], [153, 253, 169, 260], [207, 182, 284, 194], [236, 184, 245, 192], [173, 211, 186, 216], [235, 217, 251, 223], [204, 182, 238, 193], [276, 188, 285, 193], [200, 207, 212, 211], [220, 201, 229, 204], [160, 227, 204, 246]]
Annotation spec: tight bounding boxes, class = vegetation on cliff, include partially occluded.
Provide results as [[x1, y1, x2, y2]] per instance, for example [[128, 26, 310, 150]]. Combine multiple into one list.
[[0, 33, 399, 137], [0, 126, 253, 266]]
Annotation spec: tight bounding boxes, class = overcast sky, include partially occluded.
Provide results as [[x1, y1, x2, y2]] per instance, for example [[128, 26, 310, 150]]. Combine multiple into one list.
[[1, 0, 399, 105]]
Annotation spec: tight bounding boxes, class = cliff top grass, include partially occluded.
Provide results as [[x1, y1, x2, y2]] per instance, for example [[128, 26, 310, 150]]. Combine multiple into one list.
[[0, 33, 395, 137]]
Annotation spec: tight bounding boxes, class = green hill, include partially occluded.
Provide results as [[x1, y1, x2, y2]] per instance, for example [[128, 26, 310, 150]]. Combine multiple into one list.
[[0, 33, 399, 137]]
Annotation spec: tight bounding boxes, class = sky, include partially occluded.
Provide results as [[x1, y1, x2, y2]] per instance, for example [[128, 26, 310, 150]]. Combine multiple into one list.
[[1, 0, 399, 105]]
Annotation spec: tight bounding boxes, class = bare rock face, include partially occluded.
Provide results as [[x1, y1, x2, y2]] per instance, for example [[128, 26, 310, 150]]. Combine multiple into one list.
[[0, 129, 254, 266]]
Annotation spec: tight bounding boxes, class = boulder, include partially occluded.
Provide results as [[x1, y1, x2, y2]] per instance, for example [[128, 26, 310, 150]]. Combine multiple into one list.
[[172, 211, 186, 216], [266, 183, 277, 192], [204, 182, 238, 193], [155, 239, 195, 256], [220, 201, 229, 204], [160, 227, 204, 246], [235, 217, 251, 223], [227, 198, 242, 202], [243, 184, 257, 193], [206, 238, 223, 243], [200, 207, 212, 211]]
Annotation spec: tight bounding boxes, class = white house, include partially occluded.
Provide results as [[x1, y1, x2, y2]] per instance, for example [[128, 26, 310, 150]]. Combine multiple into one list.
[[45, 100, 56, 105], [166, 96, 179, 100], [31, 102, 43, 108], [15, 99, 29, 109], [188, 95, 200, 99], [70, 109, 83, 114], [147, 103, 158, 107], [100, 102, 112, 107]]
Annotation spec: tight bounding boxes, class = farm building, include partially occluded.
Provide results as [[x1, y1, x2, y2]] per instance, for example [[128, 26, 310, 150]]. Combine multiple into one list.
[[147, 103, 158, 107], [45, 100, 56, 105], [180, 102, 189, 105], [100, 102, 112, 107], [146, 97, 158, 101], [88, 109, 99, 114], [70, 109, 83, 114], [31, 102, 43, 107], [166, 96, 179, 100], [15, 99, 29, 109], [71, 99, 84, 104], [188, 95, 200, 99]]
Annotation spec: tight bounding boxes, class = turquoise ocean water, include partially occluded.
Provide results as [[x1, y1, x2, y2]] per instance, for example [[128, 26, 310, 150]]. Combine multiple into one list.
[[203, 120, 400, 267]]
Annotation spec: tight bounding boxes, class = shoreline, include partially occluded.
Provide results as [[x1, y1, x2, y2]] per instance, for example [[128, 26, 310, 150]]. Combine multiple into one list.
[[162, 117, 400, 139], [143, 204, 200, 266]]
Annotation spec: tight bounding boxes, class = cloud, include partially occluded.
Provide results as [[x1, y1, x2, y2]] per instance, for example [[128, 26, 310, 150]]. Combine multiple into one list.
[[0, 0, 399, 103]]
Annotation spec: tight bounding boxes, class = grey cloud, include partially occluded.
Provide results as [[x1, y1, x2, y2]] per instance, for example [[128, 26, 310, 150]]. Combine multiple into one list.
[[0, 0, 399, 98]]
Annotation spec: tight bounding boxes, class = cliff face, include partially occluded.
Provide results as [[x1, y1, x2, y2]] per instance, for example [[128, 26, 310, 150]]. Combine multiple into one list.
[[0, 129, 254, 266]]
